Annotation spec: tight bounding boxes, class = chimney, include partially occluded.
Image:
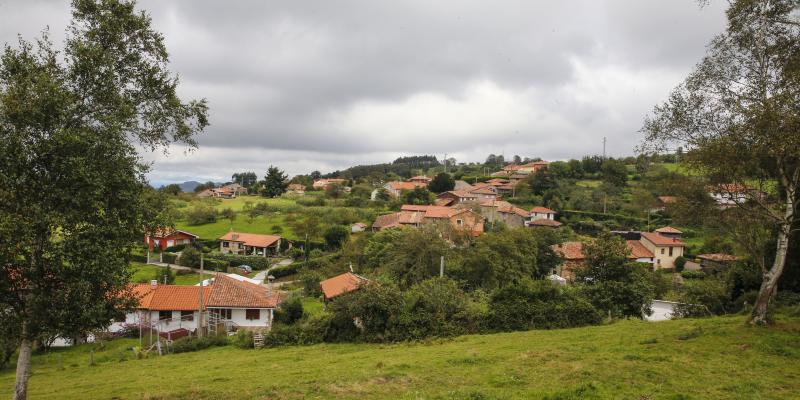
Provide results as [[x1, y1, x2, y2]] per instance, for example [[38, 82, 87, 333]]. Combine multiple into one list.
[[150, 279, 158, 288], [232, 233, 239, 240], [267, 275, 275, 295]]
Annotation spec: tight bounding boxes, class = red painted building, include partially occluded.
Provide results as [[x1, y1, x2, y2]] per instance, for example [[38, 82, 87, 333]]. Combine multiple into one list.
[[145, 229, 199, 251]]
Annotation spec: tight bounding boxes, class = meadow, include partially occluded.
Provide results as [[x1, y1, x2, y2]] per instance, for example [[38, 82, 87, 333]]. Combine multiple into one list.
[[1, 312, 798, 399]]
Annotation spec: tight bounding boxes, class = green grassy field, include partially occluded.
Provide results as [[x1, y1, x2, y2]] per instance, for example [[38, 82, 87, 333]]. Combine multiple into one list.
[[129, 262, 215, 285], [176, 214, 297, 240], [2, 312, 798, 399]]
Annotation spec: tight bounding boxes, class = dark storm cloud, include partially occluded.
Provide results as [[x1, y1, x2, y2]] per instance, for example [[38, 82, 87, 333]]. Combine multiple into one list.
[[1, 0, 728, 182]]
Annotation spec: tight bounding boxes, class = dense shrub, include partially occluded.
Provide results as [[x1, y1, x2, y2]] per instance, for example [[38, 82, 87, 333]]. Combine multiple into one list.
[[186, 205, 217, 225], [270, 263, 298, 279], [231, 330, 254, 349], [296, 196, 326, 207], [674, 256, 687, 272], [171, 335, 228, 354], [162, 252, 177, 264], [206, 254, 272, 270], [274, 297, 304, 324], [154, 266, 175, 284], [178, 247, 202, 268], [396, 277, 475, 339], [264, 316, 331, 347], [299, 270, 324, 297], [164, 244, 187, 253], [326, 283, 405, 342], [681, 270, 706, 280], [324, 225, 350, 249], [488, 280, 603, 331]]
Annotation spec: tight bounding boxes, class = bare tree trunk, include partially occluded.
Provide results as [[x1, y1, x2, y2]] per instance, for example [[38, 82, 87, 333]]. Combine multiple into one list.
[[750, 223, 791, 325], [13, 334, 32, 400]]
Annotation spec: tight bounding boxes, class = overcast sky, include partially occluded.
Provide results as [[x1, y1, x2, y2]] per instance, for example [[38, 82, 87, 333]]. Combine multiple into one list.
[[0, 0, 728, 185]]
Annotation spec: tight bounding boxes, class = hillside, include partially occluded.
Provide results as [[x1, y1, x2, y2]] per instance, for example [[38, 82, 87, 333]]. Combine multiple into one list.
[[2, 313, 798, 399]]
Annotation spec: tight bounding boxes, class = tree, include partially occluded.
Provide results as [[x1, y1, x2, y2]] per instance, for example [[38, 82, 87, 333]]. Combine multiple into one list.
[[155, 265, 176, 284], [402, 187, 433, 205], [325, 183, 345, 199], [324, 225, 350, 249], [194, 181, 216, 192], [310, 170, 322, 180], [457, 228, 541, 290], [428, 172, 455, 193], [373, 188, 391, 201], [0, 1, 208, 397], [220, 207, 236, 225], [384, 227, 451, 288], [642, 0, 800, 324], [601, 158, 628, 187], [576, 233, 654, 319], [527, 169, 557, 196], [231, 171, 258, 188], [158, 184, 182, 195], [261, 165, 288, 198], [513, 155, 522, 164]]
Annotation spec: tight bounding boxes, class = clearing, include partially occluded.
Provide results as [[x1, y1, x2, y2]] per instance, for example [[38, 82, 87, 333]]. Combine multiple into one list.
[[1, 313, 798, 399]]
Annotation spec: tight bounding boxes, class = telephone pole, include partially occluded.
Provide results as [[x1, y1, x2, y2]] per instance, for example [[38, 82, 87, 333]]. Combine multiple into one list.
[[444, 153, 447, 174], [602, 137, 607, 159]]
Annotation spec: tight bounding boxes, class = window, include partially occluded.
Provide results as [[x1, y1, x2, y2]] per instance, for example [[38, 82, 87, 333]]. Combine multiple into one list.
[[213, 309, 232, 320], [669, 247, 673, 257], [245, 309, 261, 320], [159, 311, 172, 321], [222, 241, 229, 248], [456, 219, 463, 226], [181, 310, 194, 321], [661, 248, 665, 255]]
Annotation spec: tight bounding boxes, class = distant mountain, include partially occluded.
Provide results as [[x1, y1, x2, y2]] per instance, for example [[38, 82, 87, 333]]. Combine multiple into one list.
[[178, 181, 202, 192]]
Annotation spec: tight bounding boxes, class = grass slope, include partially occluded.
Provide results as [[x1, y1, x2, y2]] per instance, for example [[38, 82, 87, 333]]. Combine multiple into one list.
[[176, 214, 297, 240], [2, 313, 799, 399], [129, 262, 215, 285]]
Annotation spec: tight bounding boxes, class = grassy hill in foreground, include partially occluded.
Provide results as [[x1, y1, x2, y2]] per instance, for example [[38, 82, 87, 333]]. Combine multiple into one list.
[[1, 313, 798, 399]]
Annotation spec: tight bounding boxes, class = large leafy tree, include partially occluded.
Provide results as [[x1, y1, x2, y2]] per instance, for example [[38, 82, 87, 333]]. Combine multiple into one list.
[[0, 1, 208, 398], [428, 172, 455, 193], [642, 0, 800, 324], [260, 165, 288, 198], [231, 171, 258, 188]]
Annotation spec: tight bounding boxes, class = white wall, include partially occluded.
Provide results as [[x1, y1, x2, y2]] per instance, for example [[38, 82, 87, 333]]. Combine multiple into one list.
[[646, 300, 677, 321], [226, 308, 273, 328]]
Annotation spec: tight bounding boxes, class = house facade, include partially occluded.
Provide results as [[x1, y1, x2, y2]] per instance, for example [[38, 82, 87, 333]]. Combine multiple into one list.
[[145, 229, 199, 251], [479, 200, 529, 228], [371, 205, 485, 237], [218, 232, 282, 257], [320, 272, 369, 301], [639, 231, 686, 270], [313, 178, 347, 190], [383, 181, 426, 197]]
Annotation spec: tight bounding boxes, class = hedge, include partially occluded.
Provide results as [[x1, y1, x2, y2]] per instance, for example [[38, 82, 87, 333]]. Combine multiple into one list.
[[205, 254, 273, 270], [270, 263, 299, 279], [561, 209, 646, 224]]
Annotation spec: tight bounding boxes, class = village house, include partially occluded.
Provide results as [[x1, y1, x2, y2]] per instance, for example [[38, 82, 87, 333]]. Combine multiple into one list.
[[381, 181, 427, 197], [351, 222, 368, 233], [408, 175, 432, 184], [479, 200, 529, 228], [116, 274, 284, 338], [145, 229, 199, 251], [320, 272, 369, 301], [287, 183, 306, 194], [495, 160, 549, 176], [218, 232, 283, 257], [530, 206, 557, 221], [696, 253, 739, 271], [655, 196, 678, 211], [552, 239, 656, 280], [313, 178, 347, 190], [371, 205, 485, 236], [638, 229, 686, 270], [527, 218, 563, 228]]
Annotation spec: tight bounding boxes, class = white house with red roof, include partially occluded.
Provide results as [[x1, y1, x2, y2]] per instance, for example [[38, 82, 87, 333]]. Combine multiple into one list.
[[218, 231, 282, 256], [118, 274, 284, 337]]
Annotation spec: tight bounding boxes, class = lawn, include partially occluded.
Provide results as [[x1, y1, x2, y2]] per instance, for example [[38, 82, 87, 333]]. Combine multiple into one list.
[[2, 313, 799, 399], [129, 262, 215, 285], [176, 214, 297, 240], [576, 179, 602, 188]]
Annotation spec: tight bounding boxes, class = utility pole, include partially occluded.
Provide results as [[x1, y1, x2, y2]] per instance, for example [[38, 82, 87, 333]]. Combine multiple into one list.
[[440, 256, 444, 277], [197, 249, 204, 338], [602, 137, 607, 159], [444, 153, 447, 174]]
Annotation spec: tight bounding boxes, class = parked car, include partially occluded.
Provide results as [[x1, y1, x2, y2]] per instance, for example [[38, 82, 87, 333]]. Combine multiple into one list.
[[239, 265, 253, 273]]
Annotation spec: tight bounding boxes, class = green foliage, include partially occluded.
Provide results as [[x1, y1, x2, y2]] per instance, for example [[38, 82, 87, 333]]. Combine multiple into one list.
[[231, 330, 254, 349], [456, 228, 541, 290], [154, 266, 176, 284], [231, 172, 258, 188], [601, 158, 628, 187], [261, 165, 288, 198], [488, 280, 602, 331], [205, 253, 272, 270], [382, 227, 451, 288], [300, 270, 324, 297], [177, 247, 202, 268], [264, 315, 331, 347], [576, 233, 655, 319], [428, 172, 455, 193], [274, 297, 305, 325], [186, 205, 217, 225], [270, 263, 299, 279], [327, 283, 406, 342], [674, 256, 687, 272], [398, 277, 475, 339], [171, 335, 229, 354], [402, 187, 434, 205], [323, 225, 350, 249], [681, 270, 706, 280]]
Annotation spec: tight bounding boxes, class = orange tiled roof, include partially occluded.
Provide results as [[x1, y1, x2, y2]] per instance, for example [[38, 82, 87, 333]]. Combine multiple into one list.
[[641, 232, 686, 247], [372, 213, 402, 229], [655, 226, 682, 234], [529, 218, 563, 227], [697, 253, 739, 262], [206, 273, 283, 308], [626, 240, 654, 259], [147, 285, 212, 311], [218, 232, 281, 248], [657, 196, 678, 204], [553, 242, 584, 260], [320, 272, 368, 300], [387, 181, 426, 191], [531, 206, 556, 214]]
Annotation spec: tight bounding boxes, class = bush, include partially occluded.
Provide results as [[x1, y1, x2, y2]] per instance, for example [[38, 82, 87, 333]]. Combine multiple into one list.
[[178, 247, 201, 268], [681, 270, 706, 280], [231, 330, 254, 349], [164, 244, 187, 252], [324, 225, 350, 249], [274, 297, 304, 324], [186, 205, 217, 225], [162, 252, 177, 264], [270, 263, 298, 279], [171, 335, 228, 354], [300, 270, 323, 297], [271, 225, 283, 234], [296, 196, 326, 207], [206, 254, 272, 270], [488, 280, 603, 331], [396, 277, 473, 340], [264, 315, 331, 347], [327, 283, 406, 343], [154, 266, 175, 284], [674, 256, 687, 272]]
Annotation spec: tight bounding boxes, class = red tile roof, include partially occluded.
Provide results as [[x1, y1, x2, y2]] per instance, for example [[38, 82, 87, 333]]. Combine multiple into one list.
[[372, 213, 401, 229], [218, 232, 281, 248], [655, 226, 682, 234], [206, 273, 283, 308], [531, 206, 556, 214], [553, 242, 584, 260], [387, 181, 426, 191], [626, 240, 654, 258], [697, 253, 739, 262], [529, 218, 563, 227], [657, 196, 678, 204], [146, 285, 212, 311], [641, 232, 686, 247], [320, 272, 368, 300]]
